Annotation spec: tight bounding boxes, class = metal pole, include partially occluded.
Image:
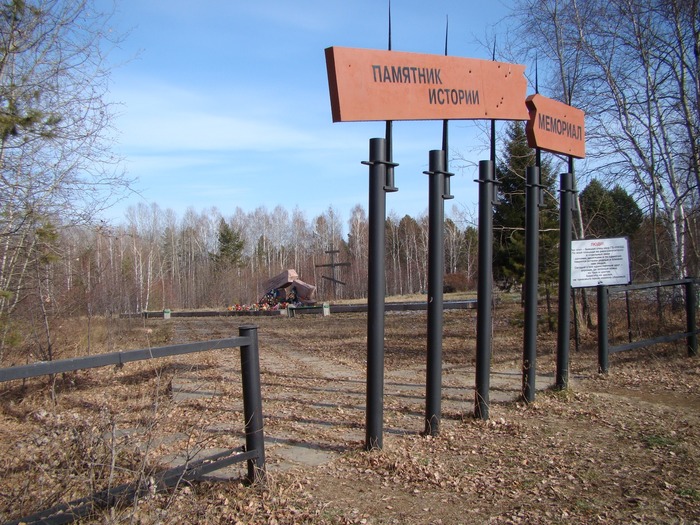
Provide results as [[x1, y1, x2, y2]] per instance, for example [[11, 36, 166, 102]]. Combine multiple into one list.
[[475, 160, 495, 420], [522, 166, 540, 403], [364, 137, 392, 450], [597, 286, 609, 373], [239, 324, 266, 483], [425, 150, 447, 436], [556, 172, 574, 389], [685, 280, 697, 357], [572, 288, 580, 352], [625, 291, 633, 343]]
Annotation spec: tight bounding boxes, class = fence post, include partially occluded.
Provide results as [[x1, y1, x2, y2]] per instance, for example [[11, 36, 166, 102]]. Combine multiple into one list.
[[239, 324, 266, 483], [597, 286, 609, 373], [685, 280, 698, 357]]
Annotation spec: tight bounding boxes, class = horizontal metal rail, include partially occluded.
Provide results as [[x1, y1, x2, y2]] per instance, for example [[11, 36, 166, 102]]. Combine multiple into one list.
[[607, 278, 692, 293], [332, 299, 477, 314], [1, 325, 266, 524], [598, 279, 698, 372], [609, 331, 699, 354], [0, 337, 250, 383], [131, 299, 479, 319]]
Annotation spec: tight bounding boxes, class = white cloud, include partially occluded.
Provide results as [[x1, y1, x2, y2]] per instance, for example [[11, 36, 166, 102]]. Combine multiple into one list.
[[111, 80, 319, 153]]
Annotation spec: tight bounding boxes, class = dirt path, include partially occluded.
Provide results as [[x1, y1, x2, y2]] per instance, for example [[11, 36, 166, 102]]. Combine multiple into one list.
[[2, 310, 697, 524], [148, 315, 700, 523], [165, 316, 553, 477]]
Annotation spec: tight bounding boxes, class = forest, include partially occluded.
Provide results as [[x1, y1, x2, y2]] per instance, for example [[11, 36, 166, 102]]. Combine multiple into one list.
[[0, 3, 698, 523], [1, 0, 699, 364]]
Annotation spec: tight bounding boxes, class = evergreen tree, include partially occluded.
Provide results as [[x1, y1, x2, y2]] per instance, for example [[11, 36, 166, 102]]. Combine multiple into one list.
[[493, 121, 559, 291], [579, 179, 642, 238], [608, 186, 643, 238], [212, 218, 244, 268], [578, 179, 612, 236]]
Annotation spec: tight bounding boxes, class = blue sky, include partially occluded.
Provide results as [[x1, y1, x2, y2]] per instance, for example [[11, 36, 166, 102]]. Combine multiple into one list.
[[101, 1, 520, 227]]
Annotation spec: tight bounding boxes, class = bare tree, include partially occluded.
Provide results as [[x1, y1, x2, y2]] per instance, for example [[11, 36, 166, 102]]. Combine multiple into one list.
[[451, 204, 479, 286], [0, 0, 131, 359], [347, 204, 368, 298], [512, 0, 700, 279]]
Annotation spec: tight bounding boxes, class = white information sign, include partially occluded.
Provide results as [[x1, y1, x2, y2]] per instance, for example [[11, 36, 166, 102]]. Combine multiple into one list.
[[571, 237, 631, 288]]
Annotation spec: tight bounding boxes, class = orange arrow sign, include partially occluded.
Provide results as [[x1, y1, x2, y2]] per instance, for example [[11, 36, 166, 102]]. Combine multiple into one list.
[[325, 46, 529, 122], [525, 94, 586, 158]]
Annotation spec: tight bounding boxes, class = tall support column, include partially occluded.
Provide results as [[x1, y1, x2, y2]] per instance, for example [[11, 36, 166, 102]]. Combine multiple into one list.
[[556, 172, 575, 389], [522, 166, 540, 402], [424, 149, 452, 436], [240, 324, 266, 484], [363, 137, 397, 450], [475, 160, 495, 420]]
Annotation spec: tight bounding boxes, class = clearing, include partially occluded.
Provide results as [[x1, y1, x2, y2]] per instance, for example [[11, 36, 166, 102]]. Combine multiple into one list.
[[1, 305, 699, 524]]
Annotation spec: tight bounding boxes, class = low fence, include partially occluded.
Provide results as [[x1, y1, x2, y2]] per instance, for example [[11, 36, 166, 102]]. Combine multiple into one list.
[[0, 325, 265, 525], [331, 299, 477, 314], [597, 279, 699, 372], [132, 299, 478, 319], [287, 302, 331, 317]]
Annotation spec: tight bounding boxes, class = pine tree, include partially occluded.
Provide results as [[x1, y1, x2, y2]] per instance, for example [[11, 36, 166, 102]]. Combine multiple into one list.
[[579, 179, 642, 238], [493, 121, 559, 292], [212, 218, 244, 268]]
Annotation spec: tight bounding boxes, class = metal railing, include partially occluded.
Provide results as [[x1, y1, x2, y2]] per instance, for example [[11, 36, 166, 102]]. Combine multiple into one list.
[[1, 324, 265, 524], [597, 279, 699, 372]]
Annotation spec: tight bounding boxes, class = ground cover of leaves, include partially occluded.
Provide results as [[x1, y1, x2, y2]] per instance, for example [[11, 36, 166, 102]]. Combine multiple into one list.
[[0, 303, 699, 524]]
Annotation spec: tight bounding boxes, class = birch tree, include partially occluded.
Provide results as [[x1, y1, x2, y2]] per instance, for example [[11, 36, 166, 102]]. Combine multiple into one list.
[[347, 204, 368, 298], [512, 0, 700, 279], [0, 0, 130, 358]]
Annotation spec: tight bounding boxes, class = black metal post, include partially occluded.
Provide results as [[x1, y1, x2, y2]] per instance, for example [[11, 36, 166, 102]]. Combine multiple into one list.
[[556, 172, 574, 389], [239, 324, 266, 483], [597, 286, 609, 373], [522, 166, 540, 403], [685, 280, 698, 357], [475, 160, 495, 420], [625, 291, 633, 343], [572, 289, 580, 352], [363, 137, 395, 450], [425, 150, 448, 436]]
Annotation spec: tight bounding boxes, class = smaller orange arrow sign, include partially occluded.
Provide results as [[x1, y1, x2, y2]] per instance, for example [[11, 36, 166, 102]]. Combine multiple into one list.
[[525, 94, 585, 158]]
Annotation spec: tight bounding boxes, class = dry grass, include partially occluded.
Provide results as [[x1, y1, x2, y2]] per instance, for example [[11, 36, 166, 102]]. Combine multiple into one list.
[[1, 298, 699, 524]]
